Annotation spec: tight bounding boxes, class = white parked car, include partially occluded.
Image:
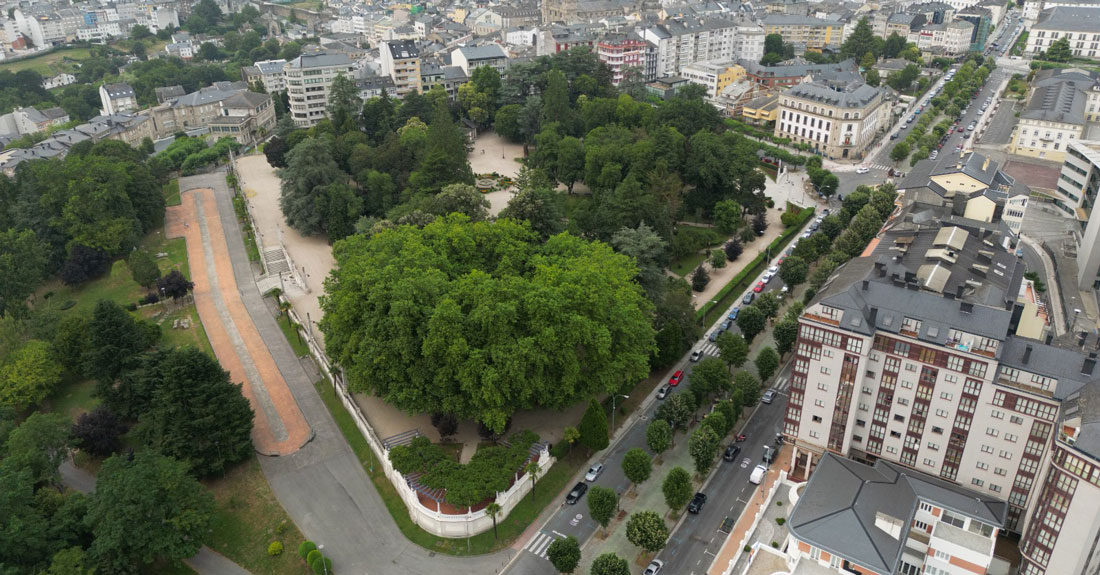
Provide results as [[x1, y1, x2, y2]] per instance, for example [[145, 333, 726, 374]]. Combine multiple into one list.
[[750, 464, 767, 484], [584, 463, 604, 482], [767, 265, 779, 275], [856, 166, 870, 174]]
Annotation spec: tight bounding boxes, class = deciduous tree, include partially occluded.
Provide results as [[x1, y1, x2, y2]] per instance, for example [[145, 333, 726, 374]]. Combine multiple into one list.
[[662, 466, 693, 512], [689, 357, 731, 399], [0, 229, 47, 317], [128, 250, 161, 288], [655, 393, 693, 431], [779, 255, 807, 286], [587, 485, 618, 531], [590, 553, 630, 575], [756, 346, 780, 382], [622, 448, 652, 489], [626, 510, 668, 554], [0, 340, 62, 410], [279, 136, 346, 236], [646, 419, 672, 456], [320, 217, 655, 434], [87, 452, 215, 572], [4, 412, 71, 487], [774, 319, 799, 356], [717, 332, 749, 369], [71, 406, 128, 457], [689, 426, 720, 475], [736, 305, 766, 342], [156, 270, 194, 300], [546, 536, 580, 573]]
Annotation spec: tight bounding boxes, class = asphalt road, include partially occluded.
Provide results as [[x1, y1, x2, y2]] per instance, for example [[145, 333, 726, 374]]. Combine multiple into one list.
[[838, 15, 1026, 197], [656, 366, 790, 575]]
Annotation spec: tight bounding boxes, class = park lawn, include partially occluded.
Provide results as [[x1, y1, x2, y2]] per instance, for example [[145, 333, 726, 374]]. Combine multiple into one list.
[[204, 456, 311, 575], [165, 178, 182, 206], [275, 312, 310, 358], [314, 380, 589, 556], [38, 228, 189, 315], [148, 304, 213, 356], [669, 251, 708, 277], [0, 47, 94, 75], [42, 379, 100, 420]]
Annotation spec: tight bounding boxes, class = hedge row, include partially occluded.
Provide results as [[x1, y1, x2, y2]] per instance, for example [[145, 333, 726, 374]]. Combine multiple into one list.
[[695, 205, 816, 325]]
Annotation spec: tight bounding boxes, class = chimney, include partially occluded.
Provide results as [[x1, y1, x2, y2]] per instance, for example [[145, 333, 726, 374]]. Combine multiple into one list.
[[960, 302, 973, 314], [869, 307, 879, 327], [1022, 344, 1033, 365], [905, 271, 916, 283], [956, 285, 964, 299], [1083, 353, 1097, 376], [862, 280, 870, 291]]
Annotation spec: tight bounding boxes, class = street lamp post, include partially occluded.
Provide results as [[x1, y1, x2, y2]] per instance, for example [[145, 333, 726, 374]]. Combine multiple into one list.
[[317, 544, 329, 575], [611, 394, 630, 432], [701, 299, 719, 328]]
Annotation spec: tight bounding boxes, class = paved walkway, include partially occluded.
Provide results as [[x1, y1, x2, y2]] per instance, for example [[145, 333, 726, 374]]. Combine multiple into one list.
[[167, 186, 312, 456], [59, 458, 254, 575], [190, 171, 517, 575]]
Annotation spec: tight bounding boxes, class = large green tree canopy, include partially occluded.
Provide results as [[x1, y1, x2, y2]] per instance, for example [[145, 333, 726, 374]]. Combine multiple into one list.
[[320, 216, 656, 432]]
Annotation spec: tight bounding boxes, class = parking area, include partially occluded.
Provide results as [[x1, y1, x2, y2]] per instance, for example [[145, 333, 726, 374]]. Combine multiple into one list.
[[978, 101, 1020, 145]]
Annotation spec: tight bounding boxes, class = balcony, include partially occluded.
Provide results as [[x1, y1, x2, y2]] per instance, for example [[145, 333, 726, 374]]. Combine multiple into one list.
[[804, 312, 840, 326]]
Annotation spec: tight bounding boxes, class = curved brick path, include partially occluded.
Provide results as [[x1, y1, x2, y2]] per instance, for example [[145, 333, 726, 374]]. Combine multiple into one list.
[[166, 188, 312, 456]]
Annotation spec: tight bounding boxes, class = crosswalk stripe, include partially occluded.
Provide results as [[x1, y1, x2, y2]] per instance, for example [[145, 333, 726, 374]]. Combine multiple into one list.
[[524, 532, 561, 559]]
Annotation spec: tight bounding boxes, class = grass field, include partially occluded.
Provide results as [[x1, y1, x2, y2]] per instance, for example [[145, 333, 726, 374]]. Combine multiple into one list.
[[314, 380, 588, 556], [165, 179, 182, 207], [204, 456, 310, 575], [670, 251, 708, 277], [0, 47, 94, 76], [275, 312, 311, 357]]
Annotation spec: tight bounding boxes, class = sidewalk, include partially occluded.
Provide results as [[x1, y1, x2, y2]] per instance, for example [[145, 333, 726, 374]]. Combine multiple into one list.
[[573, 319, 789, 572], [685, 209, 784, 311], [576, 430, 700, 573], [707, 445, 795, 575]]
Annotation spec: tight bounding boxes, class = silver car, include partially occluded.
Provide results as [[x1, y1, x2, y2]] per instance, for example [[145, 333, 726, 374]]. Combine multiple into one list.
[[584, 463, 604, 482], [762, 389, 778, 404], [644, 559, 664, 575]]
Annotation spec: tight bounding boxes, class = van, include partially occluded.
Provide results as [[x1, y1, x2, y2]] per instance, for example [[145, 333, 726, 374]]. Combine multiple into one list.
[[750, 464, 767, 484], [763, 446, 777, 465]]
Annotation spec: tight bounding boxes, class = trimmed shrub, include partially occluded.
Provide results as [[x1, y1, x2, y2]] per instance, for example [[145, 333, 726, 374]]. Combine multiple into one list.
[[306, 550, 322, 565], [268, 541, 284, 556], [310, 557, 333, 574], [298, 541, 317, 559]]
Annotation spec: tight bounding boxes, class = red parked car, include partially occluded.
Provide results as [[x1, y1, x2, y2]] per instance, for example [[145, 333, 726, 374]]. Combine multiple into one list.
[[753, 281, 765, 293], [669, 370, 684, 386]]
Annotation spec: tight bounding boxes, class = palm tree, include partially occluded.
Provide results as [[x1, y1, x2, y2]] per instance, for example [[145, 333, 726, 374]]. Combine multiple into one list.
[[486, 502, 502, 540], [525, 460, 542, 495]]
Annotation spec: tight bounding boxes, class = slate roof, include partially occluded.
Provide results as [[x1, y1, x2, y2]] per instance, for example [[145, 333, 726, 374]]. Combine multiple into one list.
[[455, 43, 507, 60], [997, 336, 1098, 400], [1021, 69, 1100, 126], [789, 453, 1007, 575], [102, 82, 134, 98], [1033, 5, 1100, 32], [785, 78, 884, 109], [287, 52, 353, 69]]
